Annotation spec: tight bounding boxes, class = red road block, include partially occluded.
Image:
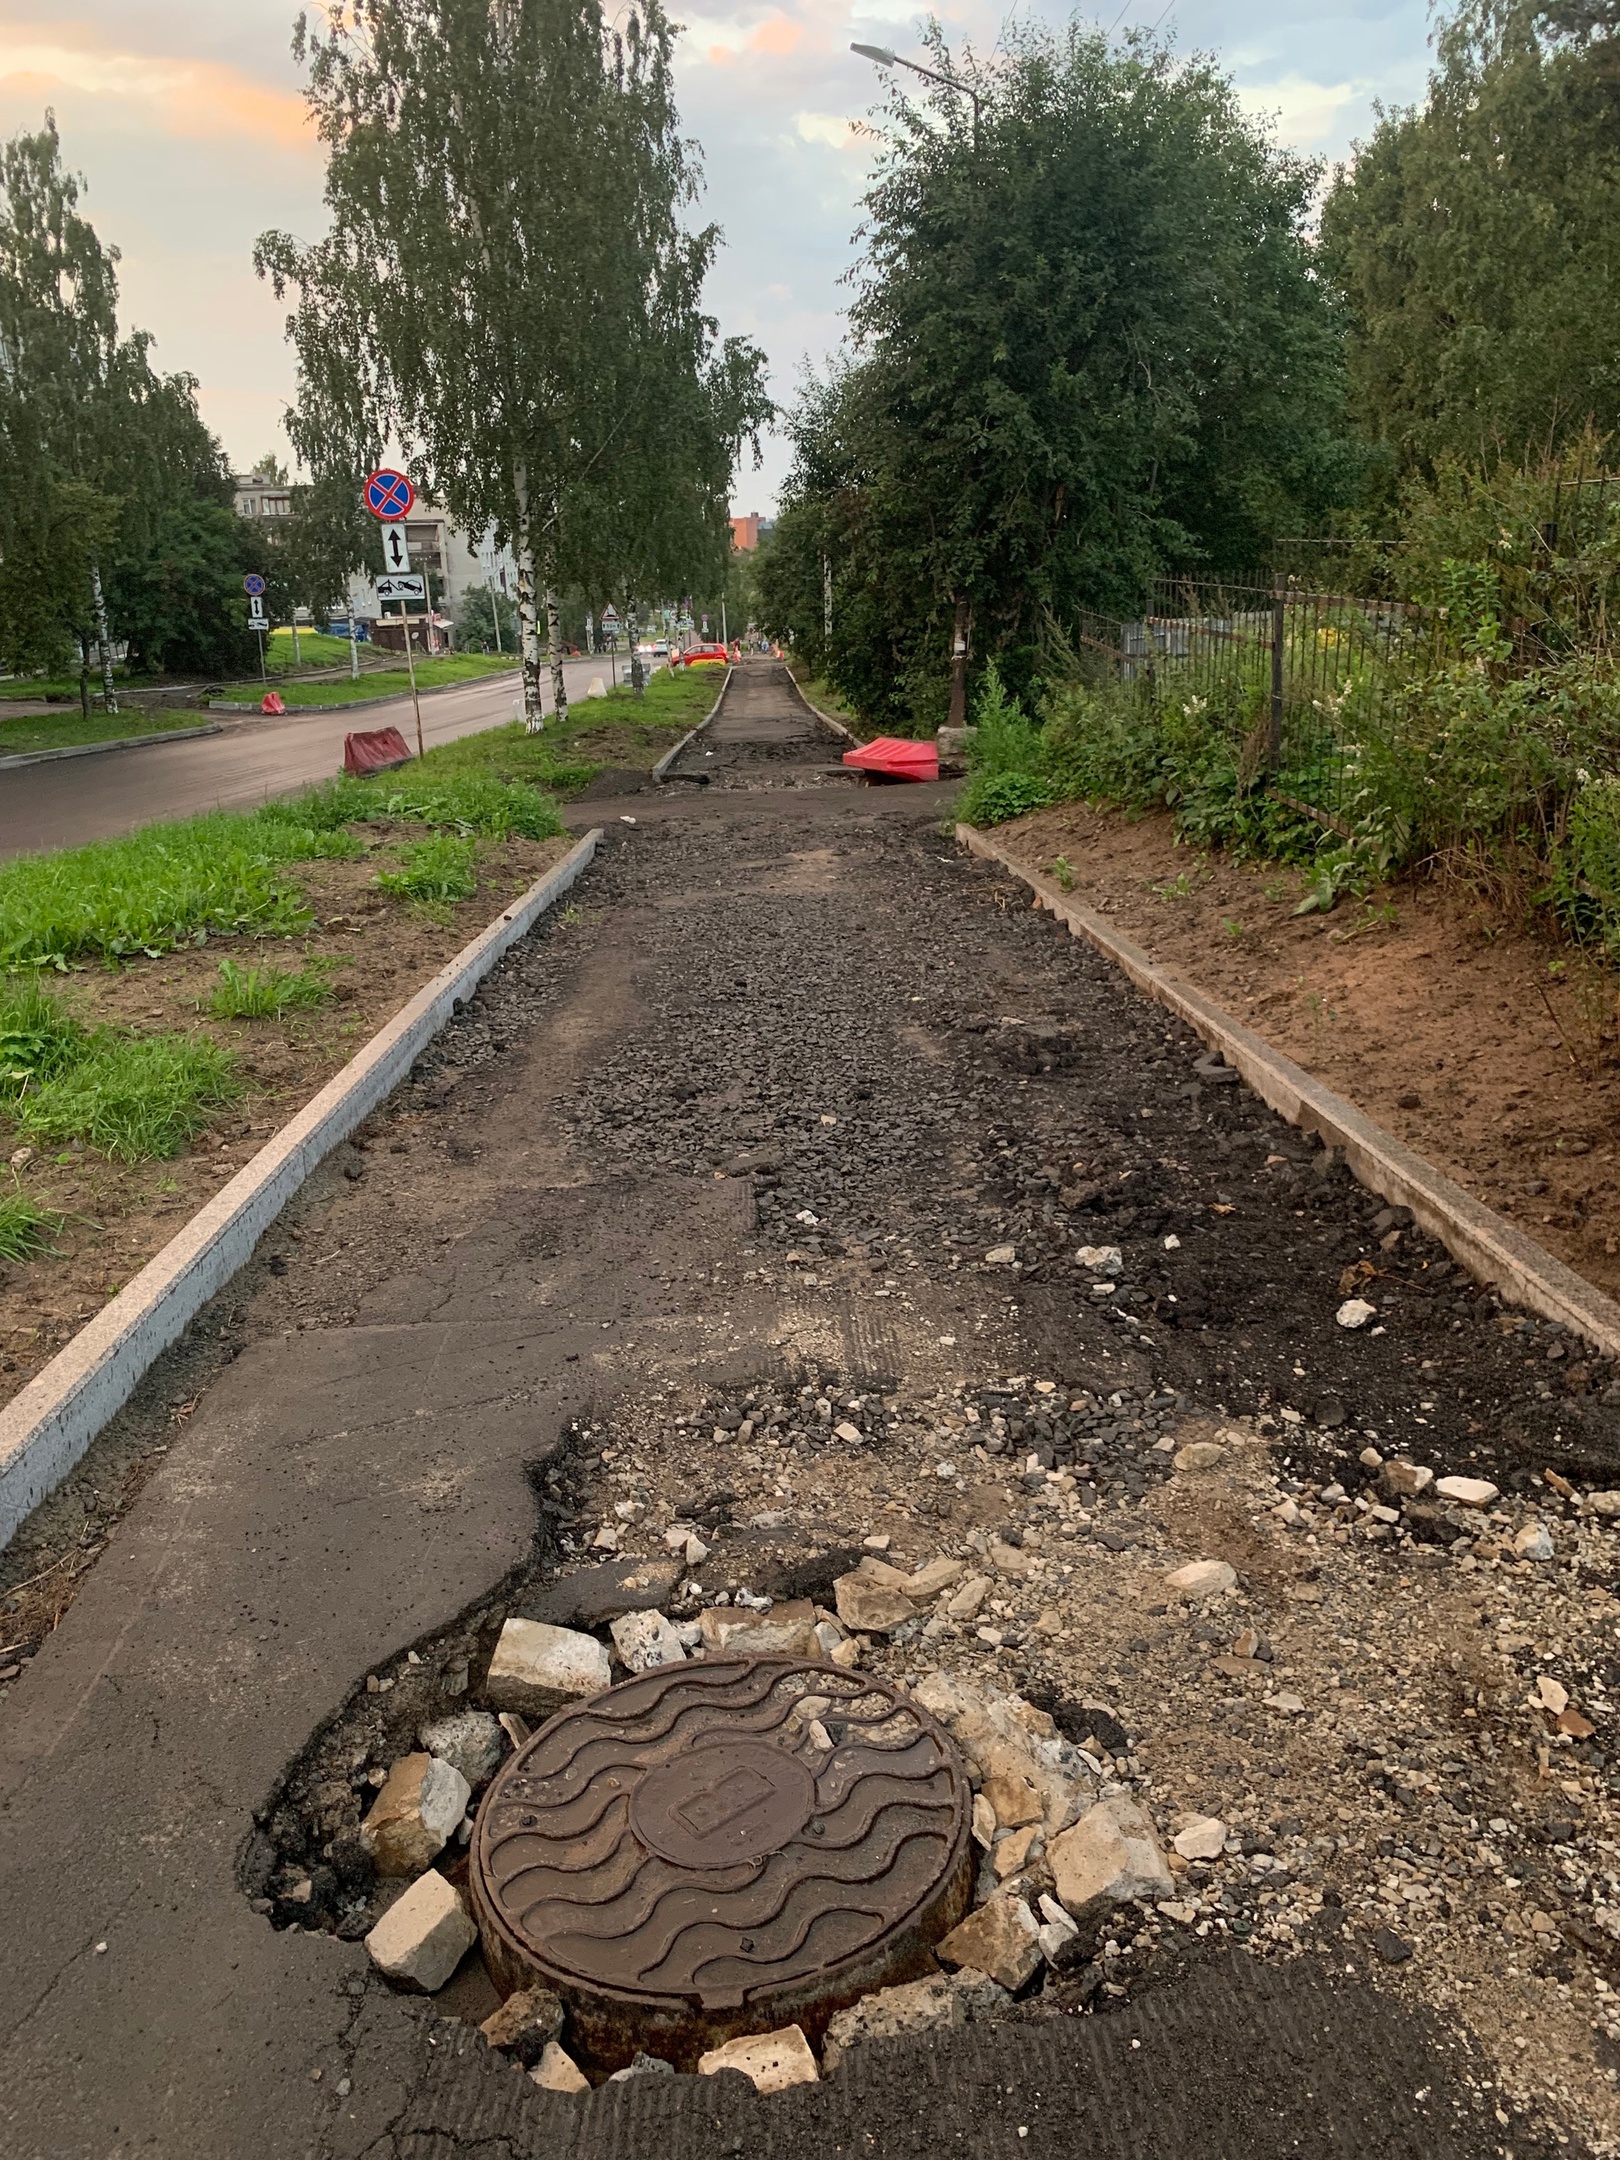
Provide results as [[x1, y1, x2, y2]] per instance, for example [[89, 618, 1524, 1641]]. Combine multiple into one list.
[[842, 736, 939, 782], [344, 726, 412, 777]]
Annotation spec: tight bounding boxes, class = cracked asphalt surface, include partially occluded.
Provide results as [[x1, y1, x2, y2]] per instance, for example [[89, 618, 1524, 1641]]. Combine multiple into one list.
[[0, 661, 1603, 2157]]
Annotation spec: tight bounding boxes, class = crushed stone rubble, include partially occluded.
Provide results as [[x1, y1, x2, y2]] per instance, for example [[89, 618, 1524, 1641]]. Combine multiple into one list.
[[217, 808, 1620, 2148], [245, 1370, 1620, 2143]]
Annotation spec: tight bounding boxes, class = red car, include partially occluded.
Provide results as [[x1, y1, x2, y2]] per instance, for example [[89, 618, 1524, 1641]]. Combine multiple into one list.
[[678, 642, 729, 666]]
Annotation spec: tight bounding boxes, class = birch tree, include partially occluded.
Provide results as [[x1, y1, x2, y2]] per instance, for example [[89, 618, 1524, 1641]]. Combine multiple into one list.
[[259, 0, 767, 730]]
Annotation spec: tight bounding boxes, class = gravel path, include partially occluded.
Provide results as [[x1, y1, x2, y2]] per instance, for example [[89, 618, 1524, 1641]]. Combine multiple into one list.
[[0, 660, 1612, 2158]]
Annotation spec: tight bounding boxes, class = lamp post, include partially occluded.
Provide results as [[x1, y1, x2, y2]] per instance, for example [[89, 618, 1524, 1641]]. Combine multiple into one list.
[[850, 42, 982, 146], [852, 42, 982, 746]]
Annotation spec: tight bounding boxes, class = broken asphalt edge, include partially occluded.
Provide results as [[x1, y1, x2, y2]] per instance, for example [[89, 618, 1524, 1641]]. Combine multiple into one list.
[[651, 665, 736, 780], [958, 821, 1620, 1360], [0, 721, 223, 772], [0, 827, 605, 1552], [782, 668, 859, 746]]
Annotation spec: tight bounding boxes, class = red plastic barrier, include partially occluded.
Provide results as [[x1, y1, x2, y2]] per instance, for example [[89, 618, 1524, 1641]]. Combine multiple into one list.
[[344, 726, 412, 777], [261, 691, 286, 715], [842, 736, 939, 782]]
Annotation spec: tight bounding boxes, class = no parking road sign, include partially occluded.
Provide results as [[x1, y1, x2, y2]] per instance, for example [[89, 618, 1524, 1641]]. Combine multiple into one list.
[[243, 573, 266, 597], [364, 467, 416, 521]]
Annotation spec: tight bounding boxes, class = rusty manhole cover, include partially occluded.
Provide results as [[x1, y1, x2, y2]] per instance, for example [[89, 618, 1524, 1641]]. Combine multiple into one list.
[[469, 1656, 972, 2068]]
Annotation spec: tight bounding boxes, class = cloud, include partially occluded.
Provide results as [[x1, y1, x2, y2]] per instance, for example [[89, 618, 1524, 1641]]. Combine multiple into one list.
[[0, 30, 312, 153], [1233, 68, 1363, 152], [795, 110, 863, 150]]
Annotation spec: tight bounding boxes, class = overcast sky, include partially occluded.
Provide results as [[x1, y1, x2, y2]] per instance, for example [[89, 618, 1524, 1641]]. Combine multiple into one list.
[[1, 2, 1434, 513]]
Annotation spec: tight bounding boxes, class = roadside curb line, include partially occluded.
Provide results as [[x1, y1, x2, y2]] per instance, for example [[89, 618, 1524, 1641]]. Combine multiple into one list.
[[958, 822, 1620, 1358], [652, 665, 735, 780], [783, 669, 859, 746], [208, 670, 519, 717], [0, 828, 604, 1550], [0, 722, 222, 772]]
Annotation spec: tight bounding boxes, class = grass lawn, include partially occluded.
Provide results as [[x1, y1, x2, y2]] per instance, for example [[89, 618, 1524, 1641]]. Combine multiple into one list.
[[412, 661, 725, 793], [0, 706, 208, 759], [788, 663, 860, 728], [215, 652, 518, 707]]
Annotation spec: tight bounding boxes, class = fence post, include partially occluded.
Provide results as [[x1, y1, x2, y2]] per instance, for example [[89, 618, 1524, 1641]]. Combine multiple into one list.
[[1268, 577, 1285, 772]]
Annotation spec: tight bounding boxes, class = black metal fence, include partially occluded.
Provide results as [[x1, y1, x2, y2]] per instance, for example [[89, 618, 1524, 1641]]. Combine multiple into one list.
[[1073, 579, 1446, 829]]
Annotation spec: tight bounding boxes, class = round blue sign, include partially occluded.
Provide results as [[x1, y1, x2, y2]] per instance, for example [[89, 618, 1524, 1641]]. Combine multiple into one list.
[[243, 573, 266, 597]]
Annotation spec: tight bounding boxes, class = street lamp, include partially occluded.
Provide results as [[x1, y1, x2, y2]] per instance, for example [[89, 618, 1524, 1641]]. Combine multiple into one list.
[[850, 42, 982, 145]]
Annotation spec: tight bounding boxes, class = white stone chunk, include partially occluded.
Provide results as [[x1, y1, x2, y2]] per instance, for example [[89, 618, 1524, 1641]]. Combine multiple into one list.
[[532, 2040, 591, 2094], [364, 1870, 476, 1991], [1163, 1559, 1236, 1598], [1049, 1796, 1174, 1925], [485, 1619, 612, 1718], [1172, 1815, 1227, 1861], [1436, 1475, 1499, 1509], [697, 2024, 820, 2094], [1336, 1298, 1376, 1329], [610, 1609, 687, 1672]]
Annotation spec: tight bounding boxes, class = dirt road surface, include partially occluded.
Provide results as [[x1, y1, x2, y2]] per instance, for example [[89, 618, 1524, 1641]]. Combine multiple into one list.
[[0, 663, 1608, 2159], [0, 658, 603, 859]]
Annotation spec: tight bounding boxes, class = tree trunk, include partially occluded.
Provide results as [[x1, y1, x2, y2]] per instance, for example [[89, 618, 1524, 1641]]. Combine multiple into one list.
[[91, 560, 118, 715], [513, 460, 545, 732], [946, 593, 971, 732], [542, 530, 569, 727]]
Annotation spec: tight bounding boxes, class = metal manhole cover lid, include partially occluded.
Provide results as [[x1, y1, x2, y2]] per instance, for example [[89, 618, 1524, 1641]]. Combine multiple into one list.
[[470, 1656, 971, 2032]]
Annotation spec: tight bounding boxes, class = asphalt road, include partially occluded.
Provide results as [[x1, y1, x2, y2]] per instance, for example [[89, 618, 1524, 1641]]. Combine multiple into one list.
[[0, 665, 1580, 2159], [0, 657, 607, 859]]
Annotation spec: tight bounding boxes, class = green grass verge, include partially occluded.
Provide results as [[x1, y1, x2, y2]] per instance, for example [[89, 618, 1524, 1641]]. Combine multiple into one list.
[[410, 662, 722, 794], [1, 769, 562, 970], [2, 978, 238, 1162], [217, 653, 518, 707], [14, 1031, 238, 1161], [0, 706, 208, 759]]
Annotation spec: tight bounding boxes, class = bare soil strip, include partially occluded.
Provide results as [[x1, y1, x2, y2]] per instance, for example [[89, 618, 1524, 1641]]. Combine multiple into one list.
[[996, 800, 1620, 1303]]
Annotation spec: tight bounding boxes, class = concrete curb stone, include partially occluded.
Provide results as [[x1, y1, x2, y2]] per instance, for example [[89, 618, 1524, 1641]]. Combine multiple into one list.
[[652, 664, 736, 781], [959, 821, 1620, 1357], [0, 721, 223, 771], [0, 828, 603, 1549]]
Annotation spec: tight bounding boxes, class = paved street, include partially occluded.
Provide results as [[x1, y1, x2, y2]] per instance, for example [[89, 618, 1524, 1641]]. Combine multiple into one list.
[[0, 658, 606, 858], [0, 665, 1598, 2158]]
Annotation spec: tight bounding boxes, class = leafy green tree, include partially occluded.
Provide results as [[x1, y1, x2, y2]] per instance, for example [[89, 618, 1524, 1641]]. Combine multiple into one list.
[[0, 116, 260, 689], [1322, 0, 1620, 473], [258, 0, 768, 729], [762, 19, 1354, 731], [454, 581, 519, 653]]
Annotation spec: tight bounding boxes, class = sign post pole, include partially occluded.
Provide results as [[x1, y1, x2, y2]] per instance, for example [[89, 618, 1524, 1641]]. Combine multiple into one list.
[[361, 471, 424, 758], [400, 602, 425, 759]]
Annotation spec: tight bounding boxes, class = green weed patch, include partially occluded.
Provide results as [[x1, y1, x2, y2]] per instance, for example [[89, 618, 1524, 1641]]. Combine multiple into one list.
[[0, 1183, 64, 1261], [207, 957, 331, 1019], [375, 835, 478, 903], [9, 1024, 237, 1161]]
